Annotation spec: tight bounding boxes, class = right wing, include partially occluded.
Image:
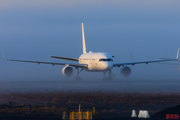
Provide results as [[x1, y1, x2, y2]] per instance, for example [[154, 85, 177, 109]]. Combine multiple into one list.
[[6, 59, 88, 68], [1, 49, 87, 68]]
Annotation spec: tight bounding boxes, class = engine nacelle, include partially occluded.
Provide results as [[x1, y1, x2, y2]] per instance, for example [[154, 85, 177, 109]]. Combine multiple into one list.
[[62, 66, 74, 77], [120, 66, 131, 77]]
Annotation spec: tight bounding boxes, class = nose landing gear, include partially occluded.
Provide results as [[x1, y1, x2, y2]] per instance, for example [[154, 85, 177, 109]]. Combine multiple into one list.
[[102, 69, 114, 81]]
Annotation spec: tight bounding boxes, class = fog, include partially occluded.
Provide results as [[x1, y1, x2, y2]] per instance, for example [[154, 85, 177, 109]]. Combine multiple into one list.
[[0, 1, 180, 93], [1, 80, 180, 94]]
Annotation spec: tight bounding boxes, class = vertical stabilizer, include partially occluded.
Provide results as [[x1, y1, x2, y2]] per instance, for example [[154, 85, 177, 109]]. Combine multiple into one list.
[[82, 23, 87, 54]]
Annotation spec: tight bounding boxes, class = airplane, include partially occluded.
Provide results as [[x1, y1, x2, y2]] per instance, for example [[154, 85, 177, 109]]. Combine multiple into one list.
[[2, 23, 180, 81]]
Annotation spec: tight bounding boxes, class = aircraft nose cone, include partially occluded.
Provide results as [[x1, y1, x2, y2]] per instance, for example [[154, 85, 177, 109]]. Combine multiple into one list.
[[104, 62, 113, 70]]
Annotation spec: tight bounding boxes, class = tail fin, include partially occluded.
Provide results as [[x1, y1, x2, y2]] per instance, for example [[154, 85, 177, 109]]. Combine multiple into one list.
[[82, 23, 87, 54]]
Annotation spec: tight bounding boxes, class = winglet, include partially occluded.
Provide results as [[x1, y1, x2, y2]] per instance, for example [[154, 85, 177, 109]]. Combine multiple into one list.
[[160, 48, 180, 60], [176, 48, 179, 59], [82, 23, 87, 54], [1, 49, 7, 60]]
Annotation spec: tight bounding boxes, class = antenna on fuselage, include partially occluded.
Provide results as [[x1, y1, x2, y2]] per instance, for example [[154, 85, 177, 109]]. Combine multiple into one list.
[[82, 23, 87, 54]]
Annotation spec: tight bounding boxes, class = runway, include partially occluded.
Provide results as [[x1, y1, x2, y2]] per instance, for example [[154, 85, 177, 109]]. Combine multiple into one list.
[[0, 79, 180, 94]]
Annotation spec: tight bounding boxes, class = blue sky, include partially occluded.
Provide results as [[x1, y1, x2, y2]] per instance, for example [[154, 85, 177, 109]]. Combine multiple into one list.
[[0, 0, 180, 81]]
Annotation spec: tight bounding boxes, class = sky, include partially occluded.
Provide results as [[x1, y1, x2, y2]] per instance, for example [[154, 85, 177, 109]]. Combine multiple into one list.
[[0, 0, 180, 82]]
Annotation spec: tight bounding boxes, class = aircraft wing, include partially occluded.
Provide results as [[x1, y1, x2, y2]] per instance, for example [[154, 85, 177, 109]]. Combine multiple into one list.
[[114, 48, 179, 67], [1, 49, 87, 68], [5, 59, 88, 68], [157, 63, 180, 65], [113, 58, 178, 67]]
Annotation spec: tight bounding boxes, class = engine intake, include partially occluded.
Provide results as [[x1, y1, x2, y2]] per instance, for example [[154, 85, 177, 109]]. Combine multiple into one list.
[[62, 66, 73, 77], [120, 66, 131, 77]]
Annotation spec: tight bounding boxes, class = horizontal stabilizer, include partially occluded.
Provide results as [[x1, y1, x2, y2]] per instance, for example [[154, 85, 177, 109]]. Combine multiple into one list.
[[51, 56, 79, 61]]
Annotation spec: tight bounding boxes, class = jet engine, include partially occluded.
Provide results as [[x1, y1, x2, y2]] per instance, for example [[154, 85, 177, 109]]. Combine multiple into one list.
[[62, 66, 74, 77], [120, 66, 131, 77]]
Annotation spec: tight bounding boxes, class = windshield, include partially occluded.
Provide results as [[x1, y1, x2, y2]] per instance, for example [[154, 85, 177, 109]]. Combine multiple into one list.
[[99, 58, 113, 62]]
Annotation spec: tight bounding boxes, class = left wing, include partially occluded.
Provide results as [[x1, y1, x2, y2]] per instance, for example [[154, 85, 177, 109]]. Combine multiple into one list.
[[157, 63, 180, 65], [113, 59, 177, 67], [113, 49, 179, 67]]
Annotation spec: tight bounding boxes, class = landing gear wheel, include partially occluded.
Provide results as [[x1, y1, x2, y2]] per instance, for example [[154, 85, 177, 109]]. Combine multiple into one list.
[[102, 70, 114, 81]]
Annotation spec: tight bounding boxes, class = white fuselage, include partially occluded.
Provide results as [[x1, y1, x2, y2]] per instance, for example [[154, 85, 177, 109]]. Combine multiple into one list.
[[79, 52, 113, 71]]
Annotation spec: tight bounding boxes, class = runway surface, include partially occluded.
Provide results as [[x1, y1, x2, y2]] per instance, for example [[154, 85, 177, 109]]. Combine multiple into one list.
[[0, 79, 180, 94]]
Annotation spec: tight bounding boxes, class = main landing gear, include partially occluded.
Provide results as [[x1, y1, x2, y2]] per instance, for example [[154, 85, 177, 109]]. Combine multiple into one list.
[[75, 67, 84, 81], [102, 69, 114, 81]]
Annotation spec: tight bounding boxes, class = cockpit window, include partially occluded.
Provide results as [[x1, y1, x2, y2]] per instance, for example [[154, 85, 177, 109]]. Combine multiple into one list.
[[99, 58, 113, 62]]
